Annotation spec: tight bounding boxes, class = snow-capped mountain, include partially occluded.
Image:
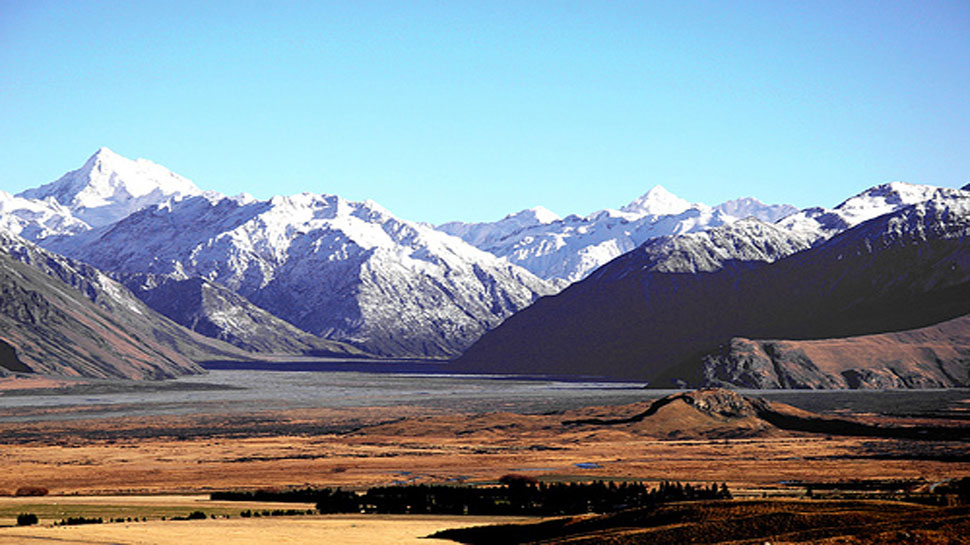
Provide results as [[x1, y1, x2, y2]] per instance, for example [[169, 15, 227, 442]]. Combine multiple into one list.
[[588, 217, 816, 280], [8, 147, 967, 375], [714, 197, 798, 224], [48, 192, 556, 357], [438, 185, 798, 283], [437, 206, 561, 249], [619, 184, 693, 216], [17, 147, 201, 228]]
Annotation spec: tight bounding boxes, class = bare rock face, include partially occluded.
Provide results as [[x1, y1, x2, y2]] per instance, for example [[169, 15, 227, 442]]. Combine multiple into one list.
[[677, 389, 759, 419], [0, 339, 29, 375], [700, 339, 845, 389]]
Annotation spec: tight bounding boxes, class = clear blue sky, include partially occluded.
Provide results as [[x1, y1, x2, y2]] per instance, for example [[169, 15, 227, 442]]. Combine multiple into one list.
[[2, 1, 968, 224]]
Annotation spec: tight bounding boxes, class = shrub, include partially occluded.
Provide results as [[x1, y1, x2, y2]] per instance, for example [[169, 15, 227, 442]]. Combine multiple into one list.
[[17, 513, 38, 526], [171, 511, 207, 521], [57, 516, 102, 526], [499, 474, 539, 486], [15, 486, 49, 497]]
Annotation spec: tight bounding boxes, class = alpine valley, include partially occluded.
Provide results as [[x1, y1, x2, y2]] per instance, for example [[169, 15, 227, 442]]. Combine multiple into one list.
[[1, 147, 969, 389]]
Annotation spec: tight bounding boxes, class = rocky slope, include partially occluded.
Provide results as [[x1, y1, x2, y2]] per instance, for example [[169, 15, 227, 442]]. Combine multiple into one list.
[[438, 186, 798, 283], [454, 190, 970, 386], [116, 273, 366, 356], [47, 192, 556, 357], [0, 229, 239, 379]]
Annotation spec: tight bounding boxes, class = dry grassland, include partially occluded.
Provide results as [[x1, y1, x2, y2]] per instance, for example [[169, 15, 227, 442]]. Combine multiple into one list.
[[0, 514, 534, 545]]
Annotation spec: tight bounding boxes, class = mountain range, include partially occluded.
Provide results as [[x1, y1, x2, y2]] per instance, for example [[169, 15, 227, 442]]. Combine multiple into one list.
[[8, 149, 556, 358], [2, 147, 968, 388], [455, 185, 970, 386]]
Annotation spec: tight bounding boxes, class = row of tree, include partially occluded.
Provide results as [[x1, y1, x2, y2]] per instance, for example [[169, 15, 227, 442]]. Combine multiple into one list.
[[212, 479, 731, 516]]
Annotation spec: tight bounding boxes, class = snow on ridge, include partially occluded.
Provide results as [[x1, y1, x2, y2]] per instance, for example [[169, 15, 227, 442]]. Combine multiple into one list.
[[436, 185, 801, 283], [714, 197, 799, 224], [778, 181, 968, 242], [0, 189, 91, 240]]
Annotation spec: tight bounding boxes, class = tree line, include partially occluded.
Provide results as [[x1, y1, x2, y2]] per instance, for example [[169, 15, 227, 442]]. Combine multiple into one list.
[[211, 479, 732, 516]]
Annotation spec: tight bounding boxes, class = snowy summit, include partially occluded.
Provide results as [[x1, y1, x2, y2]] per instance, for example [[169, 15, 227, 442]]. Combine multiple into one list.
[[18, 147, 201, 227]]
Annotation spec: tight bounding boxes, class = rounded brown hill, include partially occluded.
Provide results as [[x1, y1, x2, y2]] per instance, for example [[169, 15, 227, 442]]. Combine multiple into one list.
[[355, 389, 825, 441]]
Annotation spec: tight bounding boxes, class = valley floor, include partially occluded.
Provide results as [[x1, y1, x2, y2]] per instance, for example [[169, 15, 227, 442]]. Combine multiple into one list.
[[0, 382, 968, 543], [0, 405, 967, 495]]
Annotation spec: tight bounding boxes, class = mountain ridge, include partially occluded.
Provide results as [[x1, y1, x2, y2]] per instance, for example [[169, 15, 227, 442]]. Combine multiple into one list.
[[46, 190, 556, 357]]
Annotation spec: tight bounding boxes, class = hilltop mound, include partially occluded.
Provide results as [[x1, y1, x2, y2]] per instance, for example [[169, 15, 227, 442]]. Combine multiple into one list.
[[561, 389, 778, 439]]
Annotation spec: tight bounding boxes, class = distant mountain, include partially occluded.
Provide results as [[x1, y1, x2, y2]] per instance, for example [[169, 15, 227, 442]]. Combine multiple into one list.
[[438, 186, 798, 283], [46, 192, 555, 357], [454, 187, 970, 386], [17, 147, 201, 228], [437, 206, 561, 250], [714, 197, 798, 223], [0, 229, 246, 379], [116, 272, 366, 356]]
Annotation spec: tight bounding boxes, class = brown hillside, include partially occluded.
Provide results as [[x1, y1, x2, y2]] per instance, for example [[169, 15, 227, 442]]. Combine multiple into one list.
[[697, 313, 970, 389]]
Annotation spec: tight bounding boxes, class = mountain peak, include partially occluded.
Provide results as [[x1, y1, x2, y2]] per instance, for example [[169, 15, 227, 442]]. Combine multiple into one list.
[[17, 148, 201, 227], [89, 146, 121, 162], [620, 185, 692, 217]]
